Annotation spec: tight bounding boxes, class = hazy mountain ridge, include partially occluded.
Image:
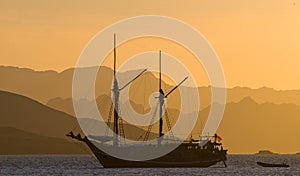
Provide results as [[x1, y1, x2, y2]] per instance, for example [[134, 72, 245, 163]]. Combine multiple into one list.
[[0, 126, 88, 155], [1, 90, 300, 154], [0, 90, 90, 154], [1, 66, 300, 110], [0, 90, 157, 154], [0, 90, 77, 139], [0, 66, 74, 103], [217, 97, 300, 154], [2, 66, 300, 154]]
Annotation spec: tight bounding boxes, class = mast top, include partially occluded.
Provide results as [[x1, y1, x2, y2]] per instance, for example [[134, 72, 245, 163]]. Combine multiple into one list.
[[159, 50, 162, 91], [114, 33, 116, 76]]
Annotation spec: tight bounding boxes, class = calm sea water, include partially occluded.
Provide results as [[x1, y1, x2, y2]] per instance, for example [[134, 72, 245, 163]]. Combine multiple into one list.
[[0, 155, 300, 176]]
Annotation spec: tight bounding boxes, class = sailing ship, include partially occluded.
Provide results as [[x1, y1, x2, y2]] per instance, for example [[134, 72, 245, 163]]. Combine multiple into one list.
[[67, 34, 227, 168]]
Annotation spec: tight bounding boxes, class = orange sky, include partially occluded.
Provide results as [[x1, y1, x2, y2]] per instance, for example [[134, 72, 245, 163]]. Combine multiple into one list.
[[0, 0, 300, 89]]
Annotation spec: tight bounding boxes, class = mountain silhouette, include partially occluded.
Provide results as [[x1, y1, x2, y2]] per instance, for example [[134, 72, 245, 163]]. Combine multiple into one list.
[[1, 66, 300, 112], [1, 66, 300, 154], [0, 90, 92, 154], [0, 91, 157, 154], [216, 97, 300, 154], [47, 97, 300, 153], [47, 93, 300, 154], [0, 127, 88, 154], [0, 90, 78, 138]]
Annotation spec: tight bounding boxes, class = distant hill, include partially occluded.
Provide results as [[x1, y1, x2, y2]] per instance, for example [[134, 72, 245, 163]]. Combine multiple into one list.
[[0, 127, 88, 155], [1, 66, 300, 113], [0, 91, 157, 154], [45, 94, 300, 154], [1, 90, 300, 154], [226, 86, 300, 105], [1, 66, 300, 154], [0, 90, 78, 139], [0, 90, 91, 154], [47, 97, 75, 116], [0, 66, 73, 103], [255, 150, 277, 155], [216, 97, 300, 154]]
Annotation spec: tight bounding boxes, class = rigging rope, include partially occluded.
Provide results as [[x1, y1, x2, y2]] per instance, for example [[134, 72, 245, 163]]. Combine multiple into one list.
[[143, 102, 159, 142], [164, 105, 175, 140]]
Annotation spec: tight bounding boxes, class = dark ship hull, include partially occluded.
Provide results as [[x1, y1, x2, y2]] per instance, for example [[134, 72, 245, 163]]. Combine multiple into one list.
[[70, 134, 227, 168]]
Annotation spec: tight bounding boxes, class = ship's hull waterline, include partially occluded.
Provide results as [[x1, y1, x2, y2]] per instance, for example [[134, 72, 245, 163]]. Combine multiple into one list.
[[81, 137, 227, 168]]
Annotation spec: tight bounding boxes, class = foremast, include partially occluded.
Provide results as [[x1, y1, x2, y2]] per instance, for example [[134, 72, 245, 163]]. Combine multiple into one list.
[[113, 34, 119, 146], [112, 34, 147, 146]]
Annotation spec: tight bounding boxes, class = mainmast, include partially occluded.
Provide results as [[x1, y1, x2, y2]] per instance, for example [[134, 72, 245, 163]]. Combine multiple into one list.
[[158, 50, 164, 145], [157, 51, 188, 146], [113, 34, 119, 146], [114, 34, 116, 76]]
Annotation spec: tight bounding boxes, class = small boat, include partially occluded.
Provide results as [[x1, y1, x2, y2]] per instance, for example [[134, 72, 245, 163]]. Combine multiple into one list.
[[256, 161, 289, 167]]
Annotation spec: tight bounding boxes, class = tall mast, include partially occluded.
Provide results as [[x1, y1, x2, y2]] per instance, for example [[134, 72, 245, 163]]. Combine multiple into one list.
[[113, 34, 119, 146], [159, 50, 161, 91], [114, 33, 116, 76], [158, 50, 164, 145], [111, 34, 148, 145]]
